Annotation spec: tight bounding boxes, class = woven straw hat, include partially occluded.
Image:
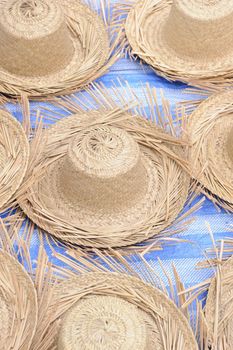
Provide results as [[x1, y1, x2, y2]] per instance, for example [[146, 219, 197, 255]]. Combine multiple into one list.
[[0, 250, 37, 350], [19, 109, 190, 248], [0, 0, 111, 98], [125, 0, 233, 87], [205, 255, 233, 348], [188, 90, 233, 210], [38, 272, 198, 349], [0, 109, 29, 209]]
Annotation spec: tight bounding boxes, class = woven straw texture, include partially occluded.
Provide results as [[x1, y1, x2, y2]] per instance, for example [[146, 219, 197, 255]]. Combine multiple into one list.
[[205, 256, 233, 349], [188, 90, 233, 210], [19, 109, 190, 248], [124, 0, 233, 89], [37, 272, 198, 349], [0, 0, 112, 98], [0, 250, 37, 350], [0, 109, 29, 209]]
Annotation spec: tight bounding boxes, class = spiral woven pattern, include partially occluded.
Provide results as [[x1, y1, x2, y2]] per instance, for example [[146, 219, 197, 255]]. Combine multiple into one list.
[[2, 0, 62, 37], [47, 273, 198, 350], [20, 110, 189, 248], [0, 0, 109, 98], [0, 110, 29, 209], [58, 295, 154, 349], [188, 90, 233, 207], [0, 250, 37, 350], [125, 0, 233, 88], [70, 126, 140, 178]]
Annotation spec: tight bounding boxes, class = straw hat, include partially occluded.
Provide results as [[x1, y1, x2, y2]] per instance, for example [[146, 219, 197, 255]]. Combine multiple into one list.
[[0, 109, 29, 209], [188, 90, 233, 209], [205, 255, 233, 348], [0, 0, 110, 98], [0, 250, 37, 350], [38, 272, 198, 349], [19, 109, 190, 248], [125, 0, 233, 87]]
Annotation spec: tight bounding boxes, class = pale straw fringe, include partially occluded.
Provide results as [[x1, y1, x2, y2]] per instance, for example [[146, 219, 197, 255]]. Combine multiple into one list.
[[177, 89, 233, 213], [1, 82, 204, 251], [112, 0, 233, 90], [1, 213, 217, 349], [3, 216, 198, 350], [179, 226, 233, 350], [0, 219, 37, 350]]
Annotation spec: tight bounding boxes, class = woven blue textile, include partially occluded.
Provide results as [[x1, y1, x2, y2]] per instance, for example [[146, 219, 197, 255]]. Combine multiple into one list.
[[4, 6, 233, 291]]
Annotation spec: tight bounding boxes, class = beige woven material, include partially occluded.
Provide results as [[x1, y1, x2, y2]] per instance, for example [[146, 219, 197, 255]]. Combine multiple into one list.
[[0, 250, 37, 350], [0, 109, 29, 209], [0, 0, 111, 98], [19, 109, 190, 248], [41, 272, 198, 350], [188, 90, 233, 209], [205, 256, 233, 349], [125, 0, 233, 88]]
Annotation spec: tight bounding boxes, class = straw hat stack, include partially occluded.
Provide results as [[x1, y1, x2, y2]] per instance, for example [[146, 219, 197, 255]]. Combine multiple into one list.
[[52, 273, 198, 350], [27, 252, 199, 350], [19, 107, 190, 248], [0, 0, 111, 98], [2, 0, 233, 348], [125, 0, 233, 87], [188, 90, 233, 210]]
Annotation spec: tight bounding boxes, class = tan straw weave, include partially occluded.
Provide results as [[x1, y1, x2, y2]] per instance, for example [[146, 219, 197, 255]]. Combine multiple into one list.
[[0, 109, 29, 209], [0, 250, 37, 350], [205, 255, 233, 349], [188, 90, 233, 210], [123, 0, 233, 88], [0, 0, 113, 98], [19, 108, 190, 248], [34, 272, 198, 350]]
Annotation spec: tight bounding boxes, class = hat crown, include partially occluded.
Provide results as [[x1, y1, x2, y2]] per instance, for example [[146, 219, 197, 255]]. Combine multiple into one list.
[[0, 0, 75, 77], [69, 125, 140, 178], [162, 0, 233, 60], [13, 0, 47, 20], [57, 125, 149, 213], [58, 295, 151, 349]]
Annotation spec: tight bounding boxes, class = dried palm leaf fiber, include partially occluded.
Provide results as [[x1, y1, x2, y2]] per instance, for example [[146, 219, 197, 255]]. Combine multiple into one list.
[[0, 0, 121, 99], [204, 256, 233, 349], [187, 241, 233, 350], [118, 0, 233, 89], [18, 83, 191, 249], [0, 108, 29, 209], [29, 245, 199, 350], [187, 90, 233, 212], [0, 249, 37, 350], [176, 225, 233, 350]]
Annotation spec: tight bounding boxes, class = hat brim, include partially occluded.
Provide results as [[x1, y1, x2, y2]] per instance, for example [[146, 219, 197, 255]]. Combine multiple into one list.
[[0, 110, 29, 209], [41, 272, 198, 349], [19, 111, 190, 248], [125, 0, 233, 87], [188, 90, 233, 207], [0, 250, 37, 349], [205, 255, 233, 347], [0, 0, 110, 99]]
